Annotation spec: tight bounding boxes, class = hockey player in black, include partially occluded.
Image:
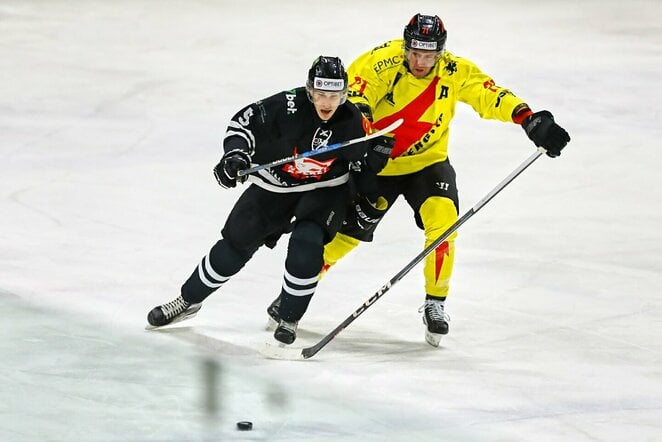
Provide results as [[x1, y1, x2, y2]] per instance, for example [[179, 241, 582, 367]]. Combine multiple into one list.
[[147, 56, 395, 345]]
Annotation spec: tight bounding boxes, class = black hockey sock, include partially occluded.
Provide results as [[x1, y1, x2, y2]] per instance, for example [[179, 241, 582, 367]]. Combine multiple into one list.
[[278, 221, 324, 321], [181, 238, 253, 303]]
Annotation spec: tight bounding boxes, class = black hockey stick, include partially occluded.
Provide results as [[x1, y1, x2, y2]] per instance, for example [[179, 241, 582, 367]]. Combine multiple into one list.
[[260, 148, 545, 360], [237, 118, 403, 177]]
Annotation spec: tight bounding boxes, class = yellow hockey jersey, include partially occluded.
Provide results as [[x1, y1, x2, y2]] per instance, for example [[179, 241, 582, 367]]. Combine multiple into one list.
[[347, 39, 527, 175]]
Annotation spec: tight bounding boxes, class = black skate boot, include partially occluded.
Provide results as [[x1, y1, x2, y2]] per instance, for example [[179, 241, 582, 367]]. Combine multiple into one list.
[[420, 298, 450, 347], [266, 295, 281, 330], [274, 319, 298, 345], [146, 295, 202, 329]]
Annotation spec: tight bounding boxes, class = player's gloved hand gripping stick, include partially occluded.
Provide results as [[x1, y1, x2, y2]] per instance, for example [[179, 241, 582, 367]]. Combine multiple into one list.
[[236, 118, 403, 177]]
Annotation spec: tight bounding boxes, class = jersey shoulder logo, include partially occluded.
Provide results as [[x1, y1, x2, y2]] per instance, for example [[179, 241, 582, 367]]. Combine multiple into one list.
[[444, 60, 457, 75]]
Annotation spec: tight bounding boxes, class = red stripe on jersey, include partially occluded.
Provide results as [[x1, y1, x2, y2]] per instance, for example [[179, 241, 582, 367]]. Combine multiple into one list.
[[372, 77, 440, 158]]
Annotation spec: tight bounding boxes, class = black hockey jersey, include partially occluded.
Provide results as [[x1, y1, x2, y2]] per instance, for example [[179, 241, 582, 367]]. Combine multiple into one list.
[[223, 87, 370, 193]]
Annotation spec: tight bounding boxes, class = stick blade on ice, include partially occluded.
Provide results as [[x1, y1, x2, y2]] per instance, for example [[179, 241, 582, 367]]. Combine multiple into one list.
[[258, 342, 306, 361]]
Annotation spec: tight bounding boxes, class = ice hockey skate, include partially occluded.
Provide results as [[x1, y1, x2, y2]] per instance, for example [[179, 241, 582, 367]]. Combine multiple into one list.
[[420, 298, 450, 347], [274, 319, 298, 345], [146, 295, 202, 330], [266, 296, 281, 330]]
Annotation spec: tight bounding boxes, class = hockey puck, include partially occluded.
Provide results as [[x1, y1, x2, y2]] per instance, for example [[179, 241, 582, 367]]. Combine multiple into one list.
[[236, 421, 253, 431]]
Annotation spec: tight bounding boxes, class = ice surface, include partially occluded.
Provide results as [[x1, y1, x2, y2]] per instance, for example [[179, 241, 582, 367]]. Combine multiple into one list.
[[2, 0, 661, 440]]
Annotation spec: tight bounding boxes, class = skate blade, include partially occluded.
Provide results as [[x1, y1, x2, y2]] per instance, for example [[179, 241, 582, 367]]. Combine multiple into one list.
[[425, 330, 442, 347], [258, 341, 306, 361], [265, 316, 278, 332], [144, 303, 202, 330]]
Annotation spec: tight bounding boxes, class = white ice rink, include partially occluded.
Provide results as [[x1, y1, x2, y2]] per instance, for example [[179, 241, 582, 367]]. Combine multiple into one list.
[[2, 1, 661, 440]]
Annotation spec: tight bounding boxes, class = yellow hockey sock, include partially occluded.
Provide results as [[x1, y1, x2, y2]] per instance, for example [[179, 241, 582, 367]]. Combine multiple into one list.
[[321, 232, 361, 278], [419, 197, 458, 298]]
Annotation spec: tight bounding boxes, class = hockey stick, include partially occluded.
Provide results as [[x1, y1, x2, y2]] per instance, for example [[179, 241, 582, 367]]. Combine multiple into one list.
[[237, 118, 403, 177], [260, 148, 545, 360]]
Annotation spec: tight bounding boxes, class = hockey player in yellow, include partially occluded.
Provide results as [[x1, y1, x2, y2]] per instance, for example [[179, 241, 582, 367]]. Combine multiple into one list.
[[267, 14, 570, 347]]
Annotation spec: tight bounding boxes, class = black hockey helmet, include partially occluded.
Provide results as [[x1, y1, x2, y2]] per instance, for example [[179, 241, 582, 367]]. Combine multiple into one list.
[[403, 13, 447, 52], [306, 56, 348, 104]]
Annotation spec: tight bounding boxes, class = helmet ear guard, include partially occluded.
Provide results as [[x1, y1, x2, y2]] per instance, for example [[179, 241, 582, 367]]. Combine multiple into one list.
[[403, 13, 447, 53]]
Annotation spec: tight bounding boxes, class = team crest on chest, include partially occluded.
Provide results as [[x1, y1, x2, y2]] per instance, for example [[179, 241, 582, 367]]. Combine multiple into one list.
[[282, 147, 336, 180], [280, 127, 335, 179], [312, 127, 332, 150]]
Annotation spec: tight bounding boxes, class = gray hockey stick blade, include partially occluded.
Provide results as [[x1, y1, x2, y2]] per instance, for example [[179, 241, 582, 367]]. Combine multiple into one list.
[[258, 341, 306, 361]]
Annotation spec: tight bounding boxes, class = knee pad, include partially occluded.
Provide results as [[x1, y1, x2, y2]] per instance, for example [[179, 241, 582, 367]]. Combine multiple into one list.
[[209, 238, 253, 275], [419, 197, 459, 242], [286, 221, 325, 277]]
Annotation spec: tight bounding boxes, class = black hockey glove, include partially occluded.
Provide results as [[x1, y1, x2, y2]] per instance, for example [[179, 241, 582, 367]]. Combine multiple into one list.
[[522, 110, 570, 158], [352, 135, 394, 199], [213, 150, 250, 189], [355, 102, 374, 122], [341, 195, 389, 242], [364, 135, 395, 173]]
